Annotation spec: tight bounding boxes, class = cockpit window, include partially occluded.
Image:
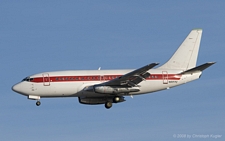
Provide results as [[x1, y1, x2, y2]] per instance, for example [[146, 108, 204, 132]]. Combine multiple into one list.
[[22, 77, 28, 81], [22, 77, 34, 82]]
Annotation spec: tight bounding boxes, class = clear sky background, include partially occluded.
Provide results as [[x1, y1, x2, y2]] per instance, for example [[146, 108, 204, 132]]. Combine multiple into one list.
[[0, 1, 224, 141]]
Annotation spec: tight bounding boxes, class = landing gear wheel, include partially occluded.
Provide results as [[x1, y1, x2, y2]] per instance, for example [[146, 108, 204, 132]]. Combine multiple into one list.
[[105, 102, 112, 109], [113, 96, 120, 103], [36, 101, 41, 106]]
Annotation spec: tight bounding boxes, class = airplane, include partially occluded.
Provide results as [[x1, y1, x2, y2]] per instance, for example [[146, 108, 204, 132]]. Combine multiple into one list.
[[12, 29, 215, 109]]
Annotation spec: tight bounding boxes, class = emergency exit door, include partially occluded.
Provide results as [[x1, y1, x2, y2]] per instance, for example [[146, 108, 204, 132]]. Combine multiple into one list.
[[162, 71, 168, 84]]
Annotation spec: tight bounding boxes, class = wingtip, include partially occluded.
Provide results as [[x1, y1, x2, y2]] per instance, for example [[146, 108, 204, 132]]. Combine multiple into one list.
[[147, 63, 159, 69], [149, 63, 159, 66], [207, 62, 216, 64], [153, 62, 160, 65]]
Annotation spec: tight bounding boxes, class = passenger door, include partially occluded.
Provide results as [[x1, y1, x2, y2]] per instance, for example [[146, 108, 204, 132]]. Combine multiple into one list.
[[43, 73, 50, 86]]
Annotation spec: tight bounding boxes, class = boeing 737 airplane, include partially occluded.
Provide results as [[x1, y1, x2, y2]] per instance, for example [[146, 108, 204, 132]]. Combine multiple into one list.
[[12, 29, 215, 109]]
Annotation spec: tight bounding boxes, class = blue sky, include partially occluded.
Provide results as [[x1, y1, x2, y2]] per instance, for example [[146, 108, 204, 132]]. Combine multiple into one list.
[[0, 1, 224, 141]]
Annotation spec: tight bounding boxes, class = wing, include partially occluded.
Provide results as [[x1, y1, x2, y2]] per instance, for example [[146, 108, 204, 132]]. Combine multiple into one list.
[[101, 63, 159, 87], [82, 63, 159, 105]]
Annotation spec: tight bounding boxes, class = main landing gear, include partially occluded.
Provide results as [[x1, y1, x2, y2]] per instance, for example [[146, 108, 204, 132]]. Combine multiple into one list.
[[105, 101, 112, 109], [104, 96, 121, 109], [36, 101, 41, 106]]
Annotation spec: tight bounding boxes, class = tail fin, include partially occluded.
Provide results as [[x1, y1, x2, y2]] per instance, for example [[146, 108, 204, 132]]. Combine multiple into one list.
[[159, 29, 202, 70]]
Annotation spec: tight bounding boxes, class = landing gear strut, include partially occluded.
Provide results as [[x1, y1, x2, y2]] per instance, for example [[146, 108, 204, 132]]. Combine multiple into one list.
[[36, 101, 41, 106], [105, 101, 112, 109]]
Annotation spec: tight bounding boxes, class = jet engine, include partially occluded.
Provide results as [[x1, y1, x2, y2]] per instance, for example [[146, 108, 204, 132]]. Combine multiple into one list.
[[78, 96, 125, 105], [93, 85, 140, 94]]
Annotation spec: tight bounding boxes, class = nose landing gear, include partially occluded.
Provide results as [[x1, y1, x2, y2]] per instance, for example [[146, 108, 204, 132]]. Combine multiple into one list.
[[36, 101, 41, 106], [28, 95, 41, 106]]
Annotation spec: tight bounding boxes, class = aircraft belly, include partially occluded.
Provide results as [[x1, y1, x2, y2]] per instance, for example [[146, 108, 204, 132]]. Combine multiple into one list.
[[136, 80, 167, 94]]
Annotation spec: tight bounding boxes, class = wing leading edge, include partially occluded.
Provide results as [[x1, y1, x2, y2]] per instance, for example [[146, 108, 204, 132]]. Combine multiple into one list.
[[101, 63, 159, 87]]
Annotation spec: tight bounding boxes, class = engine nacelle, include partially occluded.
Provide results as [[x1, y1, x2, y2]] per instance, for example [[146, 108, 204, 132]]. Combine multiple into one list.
[[78, 96, 125, 105], [78, 97, 107, 105], [93, 85, 140, 94]]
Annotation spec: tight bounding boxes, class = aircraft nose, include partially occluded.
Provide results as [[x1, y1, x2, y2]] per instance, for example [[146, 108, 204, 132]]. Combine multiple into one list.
[[12, 83, 21, 93]]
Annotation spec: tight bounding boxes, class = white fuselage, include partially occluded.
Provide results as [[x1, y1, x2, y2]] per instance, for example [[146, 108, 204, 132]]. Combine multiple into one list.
[[12, 68, 202, 99]]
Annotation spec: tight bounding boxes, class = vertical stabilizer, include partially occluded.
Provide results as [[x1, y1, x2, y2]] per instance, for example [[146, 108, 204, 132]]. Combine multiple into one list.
[[159, 29, 202, 70]]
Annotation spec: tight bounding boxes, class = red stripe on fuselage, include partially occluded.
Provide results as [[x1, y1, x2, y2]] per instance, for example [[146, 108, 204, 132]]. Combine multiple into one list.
[[30, 74, 181, 83]]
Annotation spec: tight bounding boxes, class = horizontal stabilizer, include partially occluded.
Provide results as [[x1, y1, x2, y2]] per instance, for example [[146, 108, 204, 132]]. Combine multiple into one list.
[[180, 62, 216, 74]]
